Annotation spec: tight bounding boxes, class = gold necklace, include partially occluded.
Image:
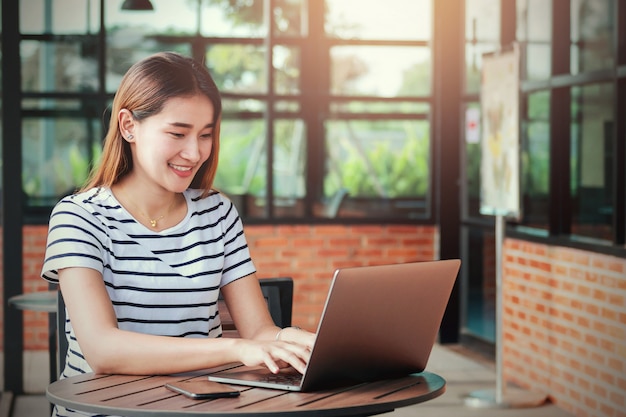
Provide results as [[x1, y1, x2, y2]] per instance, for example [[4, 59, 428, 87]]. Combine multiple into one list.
[[138, 198, 177, 228], [145, 214, 165, 228], [119, 190, 178, 229]]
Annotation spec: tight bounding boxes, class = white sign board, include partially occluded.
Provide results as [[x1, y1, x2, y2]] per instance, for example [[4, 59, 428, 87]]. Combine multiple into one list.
[[479, 46, 521, 219]]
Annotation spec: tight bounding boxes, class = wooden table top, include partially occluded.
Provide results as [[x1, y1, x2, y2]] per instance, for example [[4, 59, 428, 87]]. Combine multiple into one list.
[[46, 368, 446, 417]]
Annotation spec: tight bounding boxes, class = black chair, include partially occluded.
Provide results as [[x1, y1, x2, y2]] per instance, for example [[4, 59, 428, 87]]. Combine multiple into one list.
[[258, 277, 293, 328], [56, 290, 68, 377], [56, 277, 294, 377], [217, 277, 294, 333]]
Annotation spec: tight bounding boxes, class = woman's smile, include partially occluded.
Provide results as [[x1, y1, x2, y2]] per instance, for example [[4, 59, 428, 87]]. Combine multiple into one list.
[[169, 162, 195, 177]]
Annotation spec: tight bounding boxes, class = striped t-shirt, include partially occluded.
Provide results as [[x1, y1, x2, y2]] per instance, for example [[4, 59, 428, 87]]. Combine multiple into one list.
[[41, 187, 256, 381]]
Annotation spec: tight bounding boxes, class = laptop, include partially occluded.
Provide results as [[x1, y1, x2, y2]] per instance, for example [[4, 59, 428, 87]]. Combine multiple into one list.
[[208, 259, 461, 392]]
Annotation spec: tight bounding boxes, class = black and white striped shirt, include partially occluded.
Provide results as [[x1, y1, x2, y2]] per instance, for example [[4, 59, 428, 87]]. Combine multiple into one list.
[[42, 187, 256, 381]]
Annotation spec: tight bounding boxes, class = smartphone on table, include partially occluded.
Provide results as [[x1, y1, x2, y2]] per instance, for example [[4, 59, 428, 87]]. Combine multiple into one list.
[[165, 380, 240, 399]]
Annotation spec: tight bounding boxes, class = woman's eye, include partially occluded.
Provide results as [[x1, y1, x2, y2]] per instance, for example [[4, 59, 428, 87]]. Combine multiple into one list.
[[169, 132, 185, 138], [200, 133, 213, 140]]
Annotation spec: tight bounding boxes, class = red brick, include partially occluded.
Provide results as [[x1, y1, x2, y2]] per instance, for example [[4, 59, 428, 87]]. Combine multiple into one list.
[[609, 293, 624, 307], [609, 391, 625, 408]]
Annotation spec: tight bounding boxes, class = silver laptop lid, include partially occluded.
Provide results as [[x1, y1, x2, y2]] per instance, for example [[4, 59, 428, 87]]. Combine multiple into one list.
[[300, 259, 460, 391]]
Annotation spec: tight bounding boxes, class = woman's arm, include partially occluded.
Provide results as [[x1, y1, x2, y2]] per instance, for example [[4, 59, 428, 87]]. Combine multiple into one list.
[[59, 267, 243, 375], [219, 274, 281, 340], [59, 268, 313, 375]]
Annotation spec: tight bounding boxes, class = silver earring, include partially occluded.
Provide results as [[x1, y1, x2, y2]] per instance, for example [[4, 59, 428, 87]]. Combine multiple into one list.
[[127, 134, 134, 140]]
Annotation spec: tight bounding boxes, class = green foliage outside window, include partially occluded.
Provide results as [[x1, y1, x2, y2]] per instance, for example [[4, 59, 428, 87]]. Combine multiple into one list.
[[325, 120, 429, 198], [523, 91, 550, 196]]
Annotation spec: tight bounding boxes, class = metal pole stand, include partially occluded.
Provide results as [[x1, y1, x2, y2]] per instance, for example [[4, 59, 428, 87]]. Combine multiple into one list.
[[464, 215, 547, 409]]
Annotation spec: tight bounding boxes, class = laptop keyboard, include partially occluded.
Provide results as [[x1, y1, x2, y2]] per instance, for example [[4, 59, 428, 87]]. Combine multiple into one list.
[[261, 371, 303, 386]]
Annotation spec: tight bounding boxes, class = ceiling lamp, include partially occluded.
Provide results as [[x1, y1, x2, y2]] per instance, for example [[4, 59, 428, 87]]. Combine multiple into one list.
[[121, 0, 154, 11]]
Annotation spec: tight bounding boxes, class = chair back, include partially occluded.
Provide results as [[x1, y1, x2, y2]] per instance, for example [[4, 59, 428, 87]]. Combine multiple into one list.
[[56, 290, 68, 376], [259, 277, 293, 328]]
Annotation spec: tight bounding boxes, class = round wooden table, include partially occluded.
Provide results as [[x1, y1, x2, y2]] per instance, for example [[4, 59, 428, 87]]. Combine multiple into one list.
[[47, 370, 446, 416]]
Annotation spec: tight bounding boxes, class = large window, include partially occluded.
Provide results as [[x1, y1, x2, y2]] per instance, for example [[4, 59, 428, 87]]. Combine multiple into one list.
[[19, 0, 435, 222], [517, 0, 623, 245], [21, 0, 104, 210], [569, 1, 615, 242], [324, 0, 432, 219], [460, 0, 626, 349], [15, 0, 626, 238]]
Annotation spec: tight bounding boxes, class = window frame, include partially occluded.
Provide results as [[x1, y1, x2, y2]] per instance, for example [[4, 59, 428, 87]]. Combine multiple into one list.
[[19, 0, 439, 225]]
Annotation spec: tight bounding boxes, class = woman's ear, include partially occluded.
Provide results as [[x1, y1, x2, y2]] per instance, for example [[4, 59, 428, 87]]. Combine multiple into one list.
[[118, 109, 136, 142]]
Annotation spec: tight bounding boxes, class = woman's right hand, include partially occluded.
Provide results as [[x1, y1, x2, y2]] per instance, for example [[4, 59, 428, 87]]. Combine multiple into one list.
[[235, 338, 311, 374]]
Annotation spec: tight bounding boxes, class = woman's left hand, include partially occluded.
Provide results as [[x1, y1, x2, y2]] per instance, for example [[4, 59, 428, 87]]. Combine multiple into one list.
[[275, 326, 315, 351]]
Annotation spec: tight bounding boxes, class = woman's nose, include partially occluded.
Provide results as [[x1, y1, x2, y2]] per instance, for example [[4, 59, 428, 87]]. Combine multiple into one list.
[[180, 138, 201, 162]]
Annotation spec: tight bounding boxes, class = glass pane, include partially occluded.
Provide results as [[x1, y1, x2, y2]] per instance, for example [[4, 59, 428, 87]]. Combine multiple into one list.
[[272, 119, 307, 217], [330, 46, 431, 97], [106, 0, 266, 38], [200, 0, 267, 37], [570, 83, 614, 241], [465, 42, 499, 94], [464, 103, 482, 218], [107, 0, 191, 34], [465, 0, 500, 42], [461, 227, 496, 343], [517, 0, 552, 80], [220, 119, 306, 218], [105, 41, 191, 93], [21, 0, 99, 34], [325, 0, 431, 40], [274, 45, 300, 95], [214, 118, 267, 216], [273, 0, 307, 37], [570, 0, 615, 74], [526, 45, 552, 80], [21, 40, 99, 93], [517, 0, 552, 41], [22, 117, 100, 206], [465, 0, 501, 94], [274, 119, 306, 199], [324, 119, 430, 218], [207, 44, 267, 94], [520, 91, 550, 231]]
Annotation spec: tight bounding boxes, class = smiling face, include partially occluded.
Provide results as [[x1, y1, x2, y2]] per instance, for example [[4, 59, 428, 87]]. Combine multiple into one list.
[[120, 94, 216, 194]]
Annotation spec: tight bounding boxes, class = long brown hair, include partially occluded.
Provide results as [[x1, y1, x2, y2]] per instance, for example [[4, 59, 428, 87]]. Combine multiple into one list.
[[82, 52, 222, 198]]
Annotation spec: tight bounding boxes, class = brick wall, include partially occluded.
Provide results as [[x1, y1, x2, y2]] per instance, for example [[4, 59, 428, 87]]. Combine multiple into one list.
[[2, 223, 438, 349], [503, 239, 626, 417], [7, 226, 626, 417], [246, 224, 438, 328]]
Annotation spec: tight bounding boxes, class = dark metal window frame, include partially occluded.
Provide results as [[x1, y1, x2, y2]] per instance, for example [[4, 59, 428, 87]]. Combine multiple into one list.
[[18, 1, 439, 226], [514, 0, 626, 252], [461, 0, 626, 257]]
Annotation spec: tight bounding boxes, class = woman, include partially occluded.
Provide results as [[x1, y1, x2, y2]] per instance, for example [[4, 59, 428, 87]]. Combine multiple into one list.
[[41, 52, 314, 415]]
